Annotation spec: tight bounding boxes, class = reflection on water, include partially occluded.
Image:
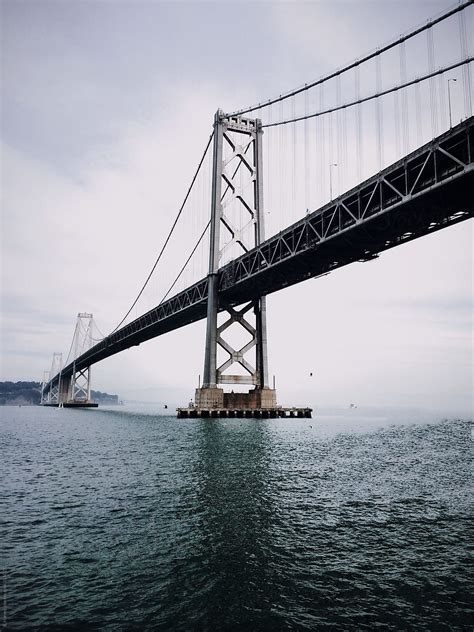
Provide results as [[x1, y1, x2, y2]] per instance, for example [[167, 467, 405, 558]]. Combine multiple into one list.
[[195, 421, 277, 629], [1, 406, 472, 630], [151, 419, 277, 631]]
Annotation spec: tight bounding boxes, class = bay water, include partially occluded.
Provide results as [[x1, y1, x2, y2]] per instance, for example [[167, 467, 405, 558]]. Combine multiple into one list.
[[1, 405, 472, 630]]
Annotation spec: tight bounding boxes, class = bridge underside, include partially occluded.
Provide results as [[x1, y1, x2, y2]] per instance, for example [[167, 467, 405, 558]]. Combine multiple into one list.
[[44, 117, 473, 391], [222, 170, 473, 306]]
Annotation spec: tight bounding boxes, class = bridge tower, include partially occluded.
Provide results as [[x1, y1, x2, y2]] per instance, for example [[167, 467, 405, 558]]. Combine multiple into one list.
[[67, 312, 94, 405], [41, 313, 98, 407], [194, 110, 277, 414], [41, 353, 63, 405], [40, 370, 50, 405]]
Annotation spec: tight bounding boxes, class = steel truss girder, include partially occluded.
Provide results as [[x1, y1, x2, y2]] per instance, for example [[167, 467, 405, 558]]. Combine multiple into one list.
[[43, 117, 473, 391], [220, 117, 474, 295], [45, 277, 210, 391]]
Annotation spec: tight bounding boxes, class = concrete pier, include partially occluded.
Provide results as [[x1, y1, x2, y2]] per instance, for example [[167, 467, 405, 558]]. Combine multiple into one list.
[[43, 402, 98, 408], [178, 387, 311, 418], [194, 387, 278, 410], [177, 406, 312, 419], [178, 114, 311, 420]]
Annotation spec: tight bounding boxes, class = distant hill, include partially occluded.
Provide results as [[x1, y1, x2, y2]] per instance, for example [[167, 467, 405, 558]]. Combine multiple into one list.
[[0, 381, 119, 406]]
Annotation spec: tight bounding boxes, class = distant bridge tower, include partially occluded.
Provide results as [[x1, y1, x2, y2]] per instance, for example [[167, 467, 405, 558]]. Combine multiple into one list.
[[40, 370, 50, 405], [194, 110, 277, 414], [68, 312, 94, 404], [41, 353, 63, 404], [41, 313, 98, 407]]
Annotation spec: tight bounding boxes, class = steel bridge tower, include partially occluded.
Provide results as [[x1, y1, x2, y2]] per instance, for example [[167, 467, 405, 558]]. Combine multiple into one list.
[[193, 110, 278, 414], [41, 313, 98, 407], [40, 353, 63, 405]]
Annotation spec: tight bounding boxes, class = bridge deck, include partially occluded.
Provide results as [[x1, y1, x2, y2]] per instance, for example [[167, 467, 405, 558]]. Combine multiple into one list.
[[46, 117, 473, 389]]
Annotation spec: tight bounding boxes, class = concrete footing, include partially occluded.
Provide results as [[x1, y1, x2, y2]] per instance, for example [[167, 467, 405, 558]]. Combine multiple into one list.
[[176, 387, 313, 419], [194, 387, 278, 409], [177, 407, 312, 419], [179, 386, 311, 418], [43, 402, 98, 408]]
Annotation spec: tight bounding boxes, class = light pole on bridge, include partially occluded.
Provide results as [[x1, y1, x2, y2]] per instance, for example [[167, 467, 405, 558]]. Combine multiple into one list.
[[448, 78, 457, 129], [329, 163, 338, 201]]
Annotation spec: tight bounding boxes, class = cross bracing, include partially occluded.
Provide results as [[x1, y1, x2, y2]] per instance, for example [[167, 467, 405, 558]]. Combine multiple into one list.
[[44, 117, 473, 394]]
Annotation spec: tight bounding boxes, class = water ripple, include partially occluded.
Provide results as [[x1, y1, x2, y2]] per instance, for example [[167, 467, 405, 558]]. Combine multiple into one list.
[[1, 407, 472, 630]]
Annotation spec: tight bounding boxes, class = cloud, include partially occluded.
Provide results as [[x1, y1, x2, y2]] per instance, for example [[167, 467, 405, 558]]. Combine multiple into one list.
[[1, 80, 228, 384], [1, 0, 472, 412]]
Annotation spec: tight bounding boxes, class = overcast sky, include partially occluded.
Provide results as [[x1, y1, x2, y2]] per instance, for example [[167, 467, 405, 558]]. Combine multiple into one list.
[[1, 0, 472, 413]]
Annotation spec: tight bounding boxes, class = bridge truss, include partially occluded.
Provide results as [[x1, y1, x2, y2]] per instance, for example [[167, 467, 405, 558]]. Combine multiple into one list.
[[43, 116, 473, 395]]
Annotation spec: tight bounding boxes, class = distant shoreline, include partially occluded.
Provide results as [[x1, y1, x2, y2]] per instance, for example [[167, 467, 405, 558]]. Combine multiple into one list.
[[0, 381, 120, 406]]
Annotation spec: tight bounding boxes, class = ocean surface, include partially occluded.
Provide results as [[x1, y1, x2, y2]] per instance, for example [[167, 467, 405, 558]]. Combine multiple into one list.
[[1, 404, 472, 631]]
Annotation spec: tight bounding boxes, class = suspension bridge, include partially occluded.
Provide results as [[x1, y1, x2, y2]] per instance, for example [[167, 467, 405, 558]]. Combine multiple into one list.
[[41, 2, 473, 417]]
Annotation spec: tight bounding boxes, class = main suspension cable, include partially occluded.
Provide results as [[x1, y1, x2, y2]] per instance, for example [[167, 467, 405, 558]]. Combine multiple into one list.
[[158, 219, 211, 305], [92, 319, 108, 341], [64, 321, 79, 369], [262, 58, 473, 128], [227, 0, 473, 117], [111, 131, 214, 334]]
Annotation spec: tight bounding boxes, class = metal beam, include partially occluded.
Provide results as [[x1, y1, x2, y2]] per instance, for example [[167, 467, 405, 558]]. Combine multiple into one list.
[[44, 117, 474, 391]]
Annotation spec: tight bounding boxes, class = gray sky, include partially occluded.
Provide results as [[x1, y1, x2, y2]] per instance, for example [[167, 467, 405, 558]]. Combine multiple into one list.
[[1, 0, 472, 413]]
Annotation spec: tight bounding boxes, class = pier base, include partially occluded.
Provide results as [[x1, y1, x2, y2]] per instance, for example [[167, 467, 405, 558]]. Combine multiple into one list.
[[194, 387, 278, 410], [178, 386, 311, 418], [177, 406, 312, 419], [43, 401, 98, 408]]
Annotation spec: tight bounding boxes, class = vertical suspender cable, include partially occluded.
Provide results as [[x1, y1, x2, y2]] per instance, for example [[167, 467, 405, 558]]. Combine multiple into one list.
[[304, 89, 309, 211], [279, 99, 284, 230], [320, 85, 325, 204], [342, 87, 347, 192], [394, 90, 401, 159], [427, 27, 438, 138], [268, 104, 273, 229], [355, 66, 362, 184], [437, 71, 448, 131], [292, 96, 296, 215], [399, 41, 409, 154], [459, 9, 473, 119], [227, 2, 473, 118], [328, 111, 334, 196], [415, 81, 423, 147], [375, 55, 384, 170], [336, 75, 342, 195], [266, 104, 271, 223]]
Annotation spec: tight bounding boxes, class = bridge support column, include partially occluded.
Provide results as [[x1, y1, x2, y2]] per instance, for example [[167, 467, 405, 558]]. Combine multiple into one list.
[[202, 110, 224, 389], [40, 371, 50, 405], [58, 374, 71, 406], [191, 110, 277, 416], [41, 315, 98, 408], [69, 366, 92, 403], [62, 313, 97, 407], [42, 352, 63, 405]]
